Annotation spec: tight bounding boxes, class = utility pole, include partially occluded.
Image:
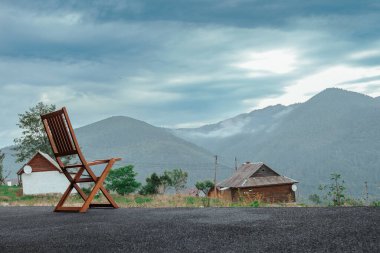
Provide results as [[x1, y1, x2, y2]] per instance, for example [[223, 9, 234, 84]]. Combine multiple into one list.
[[234, 157, 238, 171], [213, 155, 218, 197], [365, 181, 369, 205]]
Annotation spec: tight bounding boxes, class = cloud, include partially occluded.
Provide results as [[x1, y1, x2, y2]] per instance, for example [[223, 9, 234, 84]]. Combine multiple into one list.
[[232, 49, 298, 76], [255, 65, 380, 108], [0, 0, 379, 147]]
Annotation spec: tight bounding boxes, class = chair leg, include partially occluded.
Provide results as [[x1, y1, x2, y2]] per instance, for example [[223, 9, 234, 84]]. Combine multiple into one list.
[[55, 168, 87, 212], [80, 159, 116, 213], [99, 185, 119, 208], [55, 160, 118, 213], [54, 183, 74, 212]]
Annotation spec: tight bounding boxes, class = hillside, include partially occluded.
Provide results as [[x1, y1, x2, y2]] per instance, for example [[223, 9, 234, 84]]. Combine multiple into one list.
[[1, 116, 225, 186], [174, 88, 380, 199]]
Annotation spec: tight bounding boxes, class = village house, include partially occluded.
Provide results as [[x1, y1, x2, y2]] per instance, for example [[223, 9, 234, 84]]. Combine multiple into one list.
[[209, 162, 298, 203], [17, 151, 77, 195]]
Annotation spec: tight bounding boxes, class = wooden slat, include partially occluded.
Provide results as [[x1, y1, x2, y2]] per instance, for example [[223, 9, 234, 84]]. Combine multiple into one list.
[[56, 114, 75, 152], [41, 109, 65, 119], [51, 115, 69, 153], [76, 178, 96, 183], [45, 113, 77, 156], [47, 117, 65, 153], [53, 115, 71, 153], [42, 119, 58, 154], [64, 164, 83, 169]]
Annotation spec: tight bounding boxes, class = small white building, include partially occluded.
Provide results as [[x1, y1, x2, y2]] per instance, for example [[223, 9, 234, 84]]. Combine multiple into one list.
[[17, 151, 74, 195]]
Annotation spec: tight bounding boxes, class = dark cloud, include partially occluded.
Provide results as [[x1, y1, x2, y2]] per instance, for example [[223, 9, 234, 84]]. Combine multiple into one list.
[[0, 0, 379, 147]]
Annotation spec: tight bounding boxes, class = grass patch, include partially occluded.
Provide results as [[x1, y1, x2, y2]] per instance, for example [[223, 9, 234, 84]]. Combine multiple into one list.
[[135, 196, 153, 205], [1, 185, 347, 208], [249, 200, 260, 208]]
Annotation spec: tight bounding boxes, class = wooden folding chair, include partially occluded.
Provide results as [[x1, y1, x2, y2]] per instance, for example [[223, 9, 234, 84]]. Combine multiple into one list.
[[41, 107, 121, 213]]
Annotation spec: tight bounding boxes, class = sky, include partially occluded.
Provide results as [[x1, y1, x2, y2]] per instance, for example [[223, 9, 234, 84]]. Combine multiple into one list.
[[0, 0, 380, 147]]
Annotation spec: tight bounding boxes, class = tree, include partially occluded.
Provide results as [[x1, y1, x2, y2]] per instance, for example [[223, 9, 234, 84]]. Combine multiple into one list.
[[12, 102, 56, 162], [159, 171, 173, 194], [314, 172, 347, 206], [139, 173, 162, 195], [195, 180, 214, 195], [166, 169, 188, 193], [0, 151, 5, 185], [328, 173, 346, 206], [105, 165, 141, 195]]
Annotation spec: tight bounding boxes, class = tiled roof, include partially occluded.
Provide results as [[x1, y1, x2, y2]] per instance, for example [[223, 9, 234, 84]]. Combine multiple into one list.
[[217, 162, 297, 188]]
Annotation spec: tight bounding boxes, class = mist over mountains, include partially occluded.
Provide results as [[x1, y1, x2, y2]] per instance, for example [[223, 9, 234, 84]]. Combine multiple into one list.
[[1, 88, 380, 199]]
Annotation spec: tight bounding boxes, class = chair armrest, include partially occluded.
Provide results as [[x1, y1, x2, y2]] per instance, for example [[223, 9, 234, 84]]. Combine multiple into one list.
[[87, 158, 122, 166], [64, 158, 121, 168]]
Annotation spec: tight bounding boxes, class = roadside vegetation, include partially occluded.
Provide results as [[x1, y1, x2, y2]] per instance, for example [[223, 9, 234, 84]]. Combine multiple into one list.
[[308, 173, 379, 207], [0, 185, 283, 208], [2, 170, 378, 208]]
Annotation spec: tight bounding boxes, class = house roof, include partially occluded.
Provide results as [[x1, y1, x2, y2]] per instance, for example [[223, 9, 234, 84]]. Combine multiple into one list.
[[217, 162, 297, 188], [17, 151, 62, 175]]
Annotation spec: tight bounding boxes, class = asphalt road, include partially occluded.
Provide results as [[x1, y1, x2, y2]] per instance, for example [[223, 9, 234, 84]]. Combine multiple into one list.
[[0, 206, 378, 252]]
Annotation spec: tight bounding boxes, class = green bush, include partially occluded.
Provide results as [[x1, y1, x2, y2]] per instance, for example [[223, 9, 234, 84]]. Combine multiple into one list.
[[139, 173, 161, 195], [135, 196, 153, 204], [185, 196, 196, 205], [249, 200, 260, 208], [371, 201, 380, 207], [106, 165, 141, 195], [200, 197, 210, 207], [82, 187, 92, 195]]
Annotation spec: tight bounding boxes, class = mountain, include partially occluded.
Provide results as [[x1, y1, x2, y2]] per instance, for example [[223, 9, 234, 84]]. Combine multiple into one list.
[[1, 116, 225, 186], [3, 88, 379, 199], [174, 88, 380, 199]]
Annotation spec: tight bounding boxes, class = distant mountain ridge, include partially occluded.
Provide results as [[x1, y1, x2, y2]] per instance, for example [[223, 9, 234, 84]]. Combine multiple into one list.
[[173, 88, 380, 199]]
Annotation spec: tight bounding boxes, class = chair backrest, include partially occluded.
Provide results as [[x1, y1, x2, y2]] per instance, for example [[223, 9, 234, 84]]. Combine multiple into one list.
[[41, 107, 79, 158]]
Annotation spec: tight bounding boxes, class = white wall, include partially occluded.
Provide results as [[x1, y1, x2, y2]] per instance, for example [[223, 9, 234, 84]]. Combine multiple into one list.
[[22, 171, 77, 195]]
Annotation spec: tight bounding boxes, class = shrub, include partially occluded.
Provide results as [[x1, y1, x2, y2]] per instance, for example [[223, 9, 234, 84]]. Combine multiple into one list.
[[135, 196, 153, 204], [371, 201, 380, 207], [249, 200, 260, 208], [185, 196, 196, 205], [139, 173, 161, 195], [200, 197, 210, 207], [106, 165, 141, 195]]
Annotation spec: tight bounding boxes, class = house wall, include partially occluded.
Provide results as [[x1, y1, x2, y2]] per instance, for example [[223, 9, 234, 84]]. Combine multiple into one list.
[[232, 184, 295, 203], [208, 188, 232, 201], [21, 171, 76, 195]]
